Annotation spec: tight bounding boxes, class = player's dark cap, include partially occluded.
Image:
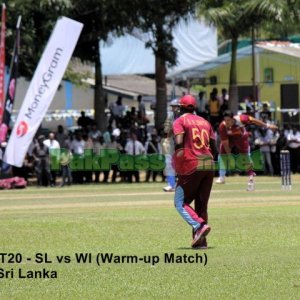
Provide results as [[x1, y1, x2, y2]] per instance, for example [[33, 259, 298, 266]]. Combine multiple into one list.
[[170, 99, 179, 106], [179, 95, 196, 109], [223, 110, 234, 118], [37, 135, 45, 141]]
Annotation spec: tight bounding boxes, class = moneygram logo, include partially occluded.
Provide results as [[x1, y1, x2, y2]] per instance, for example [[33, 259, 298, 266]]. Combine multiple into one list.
[[16, 121, 29, 137]]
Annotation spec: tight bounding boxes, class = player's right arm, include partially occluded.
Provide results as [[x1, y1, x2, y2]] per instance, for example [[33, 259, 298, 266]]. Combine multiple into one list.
[[218, 122, 231, 154], [209, 138, 217, 157], [221, 139, 231, 154], [241, 114, 278, 130]]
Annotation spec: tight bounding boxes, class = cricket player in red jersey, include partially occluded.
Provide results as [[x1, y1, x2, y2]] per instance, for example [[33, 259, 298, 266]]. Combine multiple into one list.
[[216, 110, 277, 190], [172, 95, 217, 248]]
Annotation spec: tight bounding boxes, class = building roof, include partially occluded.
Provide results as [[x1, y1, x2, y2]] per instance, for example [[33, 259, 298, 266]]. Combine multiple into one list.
[[85, 75, 187, 100], [168, 41, 300, 80], [256, 41, 300, 58]]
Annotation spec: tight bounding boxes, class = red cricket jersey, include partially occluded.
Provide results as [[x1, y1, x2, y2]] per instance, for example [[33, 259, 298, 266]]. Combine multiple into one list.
[[219, 114, 252, 141], [172, 113, 215, 175], [218, 114, 253, 153]]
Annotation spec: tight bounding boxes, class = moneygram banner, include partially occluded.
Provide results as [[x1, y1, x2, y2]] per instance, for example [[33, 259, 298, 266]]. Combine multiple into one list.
[[4, 17, 83, 167]]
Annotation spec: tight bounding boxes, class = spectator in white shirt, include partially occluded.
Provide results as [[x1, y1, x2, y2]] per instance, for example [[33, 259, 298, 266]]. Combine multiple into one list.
[[254, 128, 274, 175], [70, 131, 86, 183], [88, 123, 102, 141], [125, 132, 145, 182], [44, 132, 60, 185], [109, 96, 125, 127]]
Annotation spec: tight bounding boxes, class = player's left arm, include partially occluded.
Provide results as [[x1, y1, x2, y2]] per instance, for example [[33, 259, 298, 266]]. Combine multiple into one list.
[[174, 133, 184, 151]]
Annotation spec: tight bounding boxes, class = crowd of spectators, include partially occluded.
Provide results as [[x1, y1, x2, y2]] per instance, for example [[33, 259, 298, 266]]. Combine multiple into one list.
[[4, 91, 300, 186], [198, 88, 300, 176], [9, 95, 164, 186]]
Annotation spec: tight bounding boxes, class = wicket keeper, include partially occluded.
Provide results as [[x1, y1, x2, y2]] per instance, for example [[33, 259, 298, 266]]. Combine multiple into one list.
[[172, 95, 217, 249]]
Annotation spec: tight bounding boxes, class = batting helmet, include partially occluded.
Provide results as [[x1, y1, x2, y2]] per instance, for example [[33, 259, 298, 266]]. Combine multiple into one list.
[[179, 95, 196, 108]]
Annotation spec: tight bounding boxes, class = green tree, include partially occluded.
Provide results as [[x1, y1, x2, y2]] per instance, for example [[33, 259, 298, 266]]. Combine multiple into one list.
[[68, 0, 137, 131], [5, 0, 134, 132], [133, 1, 194, 130], [197, 0, 294, 113], [6, 0, 69, 78]]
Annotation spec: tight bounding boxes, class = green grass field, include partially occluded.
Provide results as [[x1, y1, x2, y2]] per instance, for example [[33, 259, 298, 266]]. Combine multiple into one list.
[[0, 175, 299, 299]]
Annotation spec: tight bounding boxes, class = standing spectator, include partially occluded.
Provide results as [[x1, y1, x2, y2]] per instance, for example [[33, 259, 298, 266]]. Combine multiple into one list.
[[125, 132, 145, 183], [136, 111, 149, 143], [70, 131, 85, 183], [208, 91, 221, 130], [60, 150, 72, 187], [44, 132, 60, 186], [220, 88, 229, 117], [32, 135, 52, 187], [103, 135, 123, 183], [109, 96, 125, 127], [56, 125, 68, 149], [137, 94, 146, 117], [196, 91, 208, 119], [130, 107, 137, 125], [286, 126, 300, 173], [260, 103, 272, 122], [77, 111, 93, 130], [145, 132, 162, 182], [122, 111, 134, 130], [254, 128, 274, 176]]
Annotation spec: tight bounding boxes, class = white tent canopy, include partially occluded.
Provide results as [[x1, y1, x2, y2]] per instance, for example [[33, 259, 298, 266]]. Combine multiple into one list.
[[100, 16, 217, 76]]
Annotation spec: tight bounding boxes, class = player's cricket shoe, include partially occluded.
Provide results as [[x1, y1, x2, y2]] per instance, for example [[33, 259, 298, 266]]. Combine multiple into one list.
[[192, 237, 208, 249], [191, 224, 211, 248], [163, 185, 175, 192], [191, 228, 208, 249], [215, 176, 225, 184], [247, 179, 255, 191]]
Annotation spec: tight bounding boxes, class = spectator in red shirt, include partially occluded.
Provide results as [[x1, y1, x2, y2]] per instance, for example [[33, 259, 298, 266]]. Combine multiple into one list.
[[216, 111, 277, 190], [172, 95, 217, 249]]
